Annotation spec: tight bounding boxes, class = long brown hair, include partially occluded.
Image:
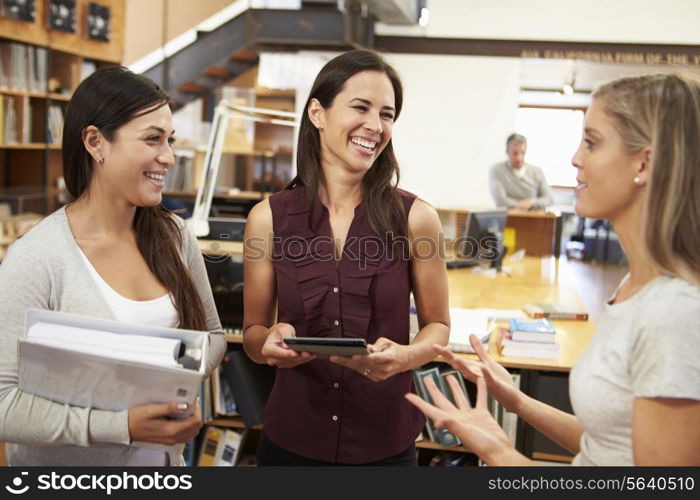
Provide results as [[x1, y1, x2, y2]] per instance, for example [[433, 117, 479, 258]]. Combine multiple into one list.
[[593, 73, 700, 286], [288, 49, 407, 236], [63, 66, 207, 330]]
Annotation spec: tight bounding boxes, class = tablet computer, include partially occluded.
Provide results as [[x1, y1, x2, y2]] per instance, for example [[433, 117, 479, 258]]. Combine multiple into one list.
[[283, 337, 369, 358]]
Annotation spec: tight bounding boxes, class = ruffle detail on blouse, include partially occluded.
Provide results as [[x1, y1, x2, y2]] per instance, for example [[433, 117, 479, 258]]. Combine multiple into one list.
[[272, 187, 381, 340]]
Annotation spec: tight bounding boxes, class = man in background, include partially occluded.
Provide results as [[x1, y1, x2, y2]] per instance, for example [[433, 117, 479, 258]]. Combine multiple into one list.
[[489, 133, 553, 211]]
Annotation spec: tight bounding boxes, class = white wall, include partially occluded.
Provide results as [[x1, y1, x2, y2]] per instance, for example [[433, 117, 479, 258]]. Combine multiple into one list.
[[377, 0, 700, 45], [385, 54, 521, 208]]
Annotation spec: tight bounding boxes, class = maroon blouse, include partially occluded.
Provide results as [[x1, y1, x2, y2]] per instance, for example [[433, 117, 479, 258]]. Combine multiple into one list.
[[262, 186, 425, 464]]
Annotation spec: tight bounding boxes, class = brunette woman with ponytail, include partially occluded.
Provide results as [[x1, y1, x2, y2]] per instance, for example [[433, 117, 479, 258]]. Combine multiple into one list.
[[0, 67, 226, 466]]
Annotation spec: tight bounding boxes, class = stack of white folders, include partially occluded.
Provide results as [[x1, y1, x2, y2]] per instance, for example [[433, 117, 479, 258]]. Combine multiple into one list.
[[18, 309, 209, 453]]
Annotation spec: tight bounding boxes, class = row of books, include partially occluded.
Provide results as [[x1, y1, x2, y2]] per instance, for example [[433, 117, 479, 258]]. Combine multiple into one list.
[[0, 42, 48, 93], [1, 96, 66, 145], [1, 95, 30, 144], [47, 103, 63, 144], [196, 426, 248, 467], [164, 154, 195, 192], [487, 372, 521, 447]]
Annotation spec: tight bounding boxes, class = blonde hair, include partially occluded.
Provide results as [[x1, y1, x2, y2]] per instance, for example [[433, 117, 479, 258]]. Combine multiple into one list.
[[593, 73, 700, 286]]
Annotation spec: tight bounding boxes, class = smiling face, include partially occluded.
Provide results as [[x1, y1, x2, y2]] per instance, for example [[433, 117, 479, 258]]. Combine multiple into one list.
[[309, 70, 396, 175], [571, 98, 647, 222], [91, 104, 175, 207]]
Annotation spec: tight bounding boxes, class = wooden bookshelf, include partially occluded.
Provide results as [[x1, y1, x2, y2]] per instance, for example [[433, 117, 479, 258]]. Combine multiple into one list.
[[47, 93, 71, 101], [224, 333, 243, 344], [532, 451, 574, 463], [415, 440, 471, 453], [205, 420, 472, 454], [0, 89, 50, 98], [208, 416, 262, 431], [0, 143, 48, 150], [47, 0, 124, 64], [0, 0, 124, 209]]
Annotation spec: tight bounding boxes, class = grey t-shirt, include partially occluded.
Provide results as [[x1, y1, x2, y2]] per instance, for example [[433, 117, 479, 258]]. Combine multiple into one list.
[[569, 275, 700, 465]]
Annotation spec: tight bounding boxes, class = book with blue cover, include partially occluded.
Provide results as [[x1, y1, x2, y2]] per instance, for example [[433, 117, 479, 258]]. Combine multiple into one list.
[[509, 318, 557, 343], [510, 318, 555, 333]]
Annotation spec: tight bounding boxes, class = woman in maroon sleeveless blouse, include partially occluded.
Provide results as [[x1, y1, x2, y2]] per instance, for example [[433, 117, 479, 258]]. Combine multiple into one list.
[[243, 50, 450, 466]]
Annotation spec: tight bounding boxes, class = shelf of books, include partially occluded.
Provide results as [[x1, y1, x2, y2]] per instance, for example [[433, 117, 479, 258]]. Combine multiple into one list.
[[0, 0, 123, 211], [192, 345, 270, 467]]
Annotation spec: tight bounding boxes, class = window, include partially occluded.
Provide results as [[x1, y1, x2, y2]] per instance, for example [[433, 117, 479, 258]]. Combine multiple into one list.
[[514, 107, 585, 187]]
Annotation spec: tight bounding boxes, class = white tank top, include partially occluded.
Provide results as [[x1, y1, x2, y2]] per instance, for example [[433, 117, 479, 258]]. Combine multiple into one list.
[[76, 246, 178, 466]]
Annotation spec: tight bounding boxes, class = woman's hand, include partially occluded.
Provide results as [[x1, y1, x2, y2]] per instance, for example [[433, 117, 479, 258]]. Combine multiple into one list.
[[260, 323, 317, 368], [405, 375, 520, 465], [128, 402, 202, 446], [432, 334, 523, 412], [329, 337, 411, 382]]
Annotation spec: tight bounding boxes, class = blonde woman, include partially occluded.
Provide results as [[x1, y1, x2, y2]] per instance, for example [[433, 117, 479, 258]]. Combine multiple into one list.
[[406, 73, 700, 466]]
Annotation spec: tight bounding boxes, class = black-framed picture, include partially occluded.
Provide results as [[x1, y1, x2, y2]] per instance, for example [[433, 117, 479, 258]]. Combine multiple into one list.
[[47, 0, 76, 33], [87, 3, 110, 42], [2, 0, 36, 22]]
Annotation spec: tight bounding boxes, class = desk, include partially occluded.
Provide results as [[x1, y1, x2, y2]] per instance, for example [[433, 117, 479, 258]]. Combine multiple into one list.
[[165, 189, 267, 203], [447, 256, 595, 461], [198, 239, 243, 260], [447, 256, 594, 372], [199, 242, 595, 372], [505, 211, 559, 258], [199, 239, 593, 462], [436, 208, 560, 257]]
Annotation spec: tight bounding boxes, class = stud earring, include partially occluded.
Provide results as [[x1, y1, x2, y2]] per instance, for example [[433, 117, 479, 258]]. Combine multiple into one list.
[[633, 176, 642, 185], [95, 154, 104, 164]]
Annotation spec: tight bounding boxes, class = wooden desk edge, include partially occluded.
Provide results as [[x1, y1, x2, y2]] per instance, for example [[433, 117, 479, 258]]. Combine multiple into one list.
[[198, 239, 244, 257]]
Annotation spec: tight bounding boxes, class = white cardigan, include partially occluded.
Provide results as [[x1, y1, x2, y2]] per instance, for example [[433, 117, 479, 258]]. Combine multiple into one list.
[[0, 207, 226, 466]]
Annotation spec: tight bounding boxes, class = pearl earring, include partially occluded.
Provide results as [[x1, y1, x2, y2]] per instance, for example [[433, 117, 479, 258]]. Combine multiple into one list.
[[633, 176, 642, 185]]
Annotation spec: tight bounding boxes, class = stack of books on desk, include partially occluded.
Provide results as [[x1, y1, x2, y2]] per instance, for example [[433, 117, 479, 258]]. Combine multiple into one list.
[[499, 318, 560, 359]]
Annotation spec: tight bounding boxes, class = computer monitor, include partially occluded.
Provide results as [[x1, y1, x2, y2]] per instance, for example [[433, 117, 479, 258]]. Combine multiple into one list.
[[203, 217, 247, 242], [452, 209, 508, 270]]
